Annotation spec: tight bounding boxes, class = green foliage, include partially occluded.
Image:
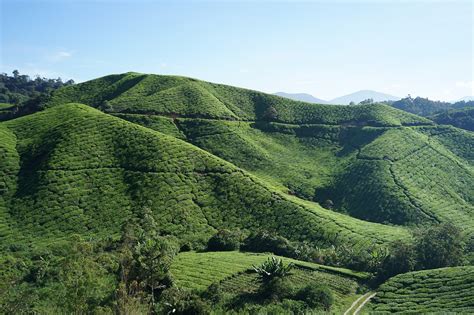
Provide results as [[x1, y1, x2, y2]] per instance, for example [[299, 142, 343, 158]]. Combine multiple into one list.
[[207, 229, 241, 251], [390, 96, 453, 116], [0, 70, 74, 120], [0, 72, 473, 313], [296, 284, 334, 310], [158, 287, 211, 315], [371, 266, 474, 313], [258, 276, 296, 301], [170, 251, 367, 292], [253, 256, 294, 282], [376, 240, 416, 282], [430, 107, 474, 131], [415, 222, 466, 269], [242, 231, 296, 258]]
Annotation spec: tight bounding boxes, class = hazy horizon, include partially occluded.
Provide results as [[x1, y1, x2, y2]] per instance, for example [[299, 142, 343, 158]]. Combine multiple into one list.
[[1, 0, 472, 101]]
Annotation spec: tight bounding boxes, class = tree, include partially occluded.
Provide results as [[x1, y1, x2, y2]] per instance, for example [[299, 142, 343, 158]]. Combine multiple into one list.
[[132, 208, 179, 309], [376, 240, 416, 282], [207, 229, 241, 251], [415, 223, 465, 269], [358, 98, 374, 105]]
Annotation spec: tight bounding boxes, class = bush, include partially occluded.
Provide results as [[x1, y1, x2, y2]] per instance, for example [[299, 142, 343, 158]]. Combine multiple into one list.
[[376, 240, 416, 283], [207, 229, 241, 251], [158, 287, 210, 315], [296, 284, 333, 310], [415, 223, 465, 269], [242, 231, 296, 257], [259, 277, 295, 301]]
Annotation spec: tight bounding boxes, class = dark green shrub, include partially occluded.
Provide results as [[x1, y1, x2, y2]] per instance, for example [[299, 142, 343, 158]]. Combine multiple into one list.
[[259, 277, 295, 301], [207, 229, 241, 251], [415, 223, 465, 269], [242, 231, 295, 257], [158, 287, 210, 315], [296, 284, 333, 310], [202, 283, 223, 304], [376, 240, 416, 282]]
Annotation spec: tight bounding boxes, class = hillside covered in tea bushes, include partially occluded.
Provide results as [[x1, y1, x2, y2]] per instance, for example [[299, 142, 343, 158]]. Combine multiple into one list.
[[43, 73, 474, 233], [368, 266, 474, 313], [0, 72, 472, 313]]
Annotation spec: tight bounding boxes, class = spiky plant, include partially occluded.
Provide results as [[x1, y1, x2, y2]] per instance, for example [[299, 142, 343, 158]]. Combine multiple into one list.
[[252, 256, 294, 282]]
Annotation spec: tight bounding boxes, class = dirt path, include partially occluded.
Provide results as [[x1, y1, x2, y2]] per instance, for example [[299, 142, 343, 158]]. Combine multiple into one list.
[[343, 292, 376, 315], [354, 292, 376, 315]]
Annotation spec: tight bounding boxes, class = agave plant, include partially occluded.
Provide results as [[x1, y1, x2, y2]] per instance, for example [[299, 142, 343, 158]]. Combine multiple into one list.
[[253, 256, 294, 282]]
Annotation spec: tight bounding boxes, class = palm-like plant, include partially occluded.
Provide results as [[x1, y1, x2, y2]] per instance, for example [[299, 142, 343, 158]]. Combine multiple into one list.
[[253, 256, 294, 282]]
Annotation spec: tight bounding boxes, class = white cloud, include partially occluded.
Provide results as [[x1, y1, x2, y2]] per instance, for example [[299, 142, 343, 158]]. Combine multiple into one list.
[[46, 50, 73, 62]]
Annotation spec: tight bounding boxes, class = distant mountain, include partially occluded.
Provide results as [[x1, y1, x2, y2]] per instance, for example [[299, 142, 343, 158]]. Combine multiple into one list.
[[330, 90, 401, 105], [274, 92, 329, 104]]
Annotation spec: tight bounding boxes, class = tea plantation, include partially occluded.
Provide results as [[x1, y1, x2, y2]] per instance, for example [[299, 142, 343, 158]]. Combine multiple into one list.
[[0, 72, 472, 313], [42, 73, 473, 233], [170, 251, 368, 313], [368, 266, 474, 313], [0, 103, 410, 249]]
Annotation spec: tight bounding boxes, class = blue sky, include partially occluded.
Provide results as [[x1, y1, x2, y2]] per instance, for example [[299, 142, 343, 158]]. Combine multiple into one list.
[[1, 0, 472, 101]]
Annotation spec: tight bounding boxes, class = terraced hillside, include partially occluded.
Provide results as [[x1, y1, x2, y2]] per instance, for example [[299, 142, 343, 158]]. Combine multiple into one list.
[[0, 103, 408, 250], [170, 251, 368, 313], [368, 266, 474, 313], [43, 73, 474, 234]]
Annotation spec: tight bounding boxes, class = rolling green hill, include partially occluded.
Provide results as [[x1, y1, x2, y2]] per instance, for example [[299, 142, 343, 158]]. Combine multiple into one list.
[[368, 266, 474, 313], [42, 73, 473, 234], [48, 72, 432, 126], [0, 103, 409, 249]]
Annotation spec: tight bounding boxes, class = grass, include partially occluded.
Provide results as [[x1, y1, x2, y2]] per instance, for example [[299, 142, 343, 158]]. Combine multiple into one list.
[[170, 251, 367, 313], [368, 266, 474, 313], [170, 251, 368, 291]]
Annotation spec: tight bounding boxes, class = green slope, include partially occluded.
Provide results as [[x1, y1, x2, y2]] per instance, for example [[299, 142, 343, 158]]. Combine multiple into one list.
[[42, 73, 473, 234], [48, 72, 432, 126], [368, 266, 474, 313], [0, 103, 408, 249]]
